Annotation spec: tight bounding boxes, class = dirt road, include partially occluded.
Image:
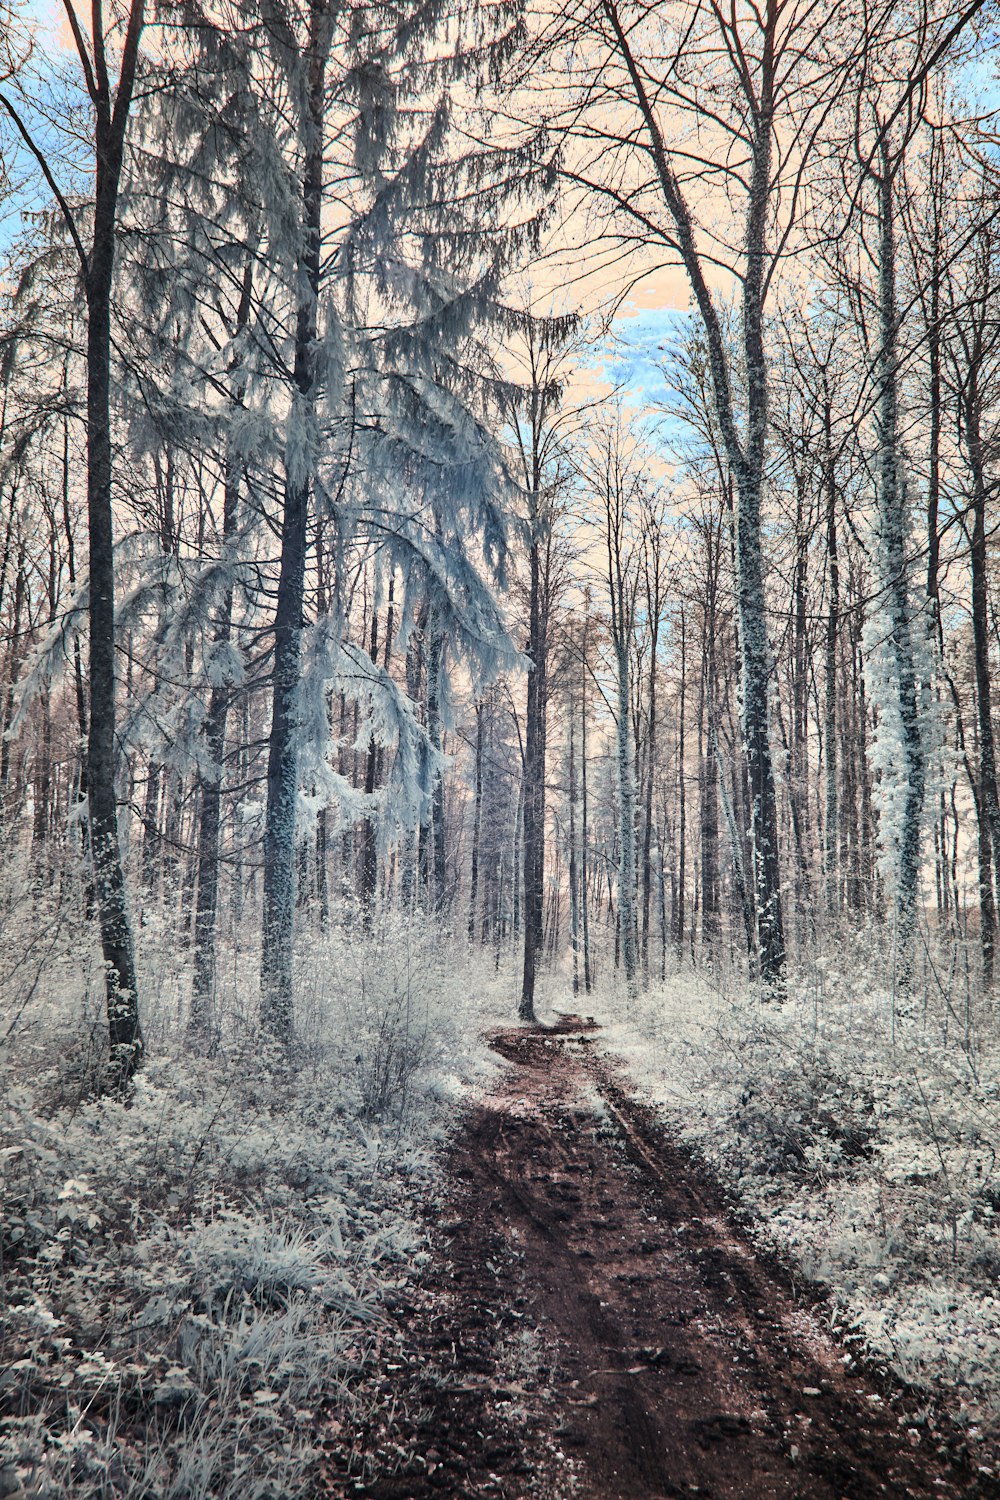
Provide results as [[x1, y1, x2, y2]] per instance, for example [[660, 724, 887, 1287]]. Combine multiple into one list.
[[327, 1019, 990, 1500]]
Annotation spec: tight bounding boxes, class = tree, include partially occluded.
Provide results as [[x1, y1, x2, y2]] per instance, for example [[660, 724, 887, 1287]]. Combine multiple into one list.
[[2, 1, 148, 1089], [942, 165, 1000, 987], [158, 0, 550, 1039], [528, 0, 867, 987], [839, 3, 988, 981], [511, 326, 574, 1022], [582, 410, 642, 994]]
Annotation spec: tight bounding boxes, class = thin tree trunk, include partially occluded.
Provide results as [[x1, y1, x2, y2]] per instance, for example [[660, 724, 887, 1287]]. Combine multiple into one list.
[[700, 644, 720, 945], [580, 619, 592, 994], [615, 634, 638, 991], [568, 688, 580, 995], [713, 722, 756, 970], [191, 464, 241, 1026], [966, 385, 1000, 982], [261, 10, 330, 1041], [675, 606, 686, 953], [60, 406, 90, 884], [520, 527, 547, 1021], [359, 602, 381, 919], [403, 605, 425, 910], [791, 473, 812, 933], [426, 611, 447, 913], [0, 540, 26, 818], [875, 149, 926, 983], [469, 700, 484, 942], [83, 4, 147, 1088], [191, 266, 253, 1030], [823, 395, 840, 919], [640, 608, 658, 979]]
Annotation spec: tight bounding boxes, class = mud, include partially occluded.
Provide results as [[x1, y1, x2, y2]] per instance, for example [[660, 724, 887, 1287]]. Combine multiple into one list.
[[324, 1018, 992, 1499]]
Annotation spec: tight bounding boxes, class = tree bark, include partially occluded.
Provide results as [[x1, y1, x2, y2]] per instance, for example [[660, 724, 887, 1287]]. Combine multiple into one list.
[[191, 266, 253, 1031], [469, 700, 484, 942], [615, 634, 638, 991], [965, 380, 1000, 983], [260, 9, 329, 1041], [580, 611, 593, 993], [82, 2, 148, 1089], [520, 522, 547, 1021], [426, 610, 448, 913], [875, 149, 926, 983], [675, 605, 686, 954], [640, 551, 660, 979], [822, 395, 840, 919], [359, 603, 381, 919]]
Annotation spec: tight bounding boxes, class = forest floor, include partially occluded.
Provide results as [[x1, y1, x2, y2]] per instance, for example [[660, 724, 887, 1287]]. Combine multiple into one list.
[[322, 1016, 998, 1500]]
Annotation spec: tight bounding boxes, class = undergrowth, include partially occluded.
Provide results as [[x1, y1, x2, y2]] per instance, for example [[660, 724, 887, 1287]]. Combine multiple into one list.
[[597, 928, 1000, 1446], [0, 880, 499, 1498]]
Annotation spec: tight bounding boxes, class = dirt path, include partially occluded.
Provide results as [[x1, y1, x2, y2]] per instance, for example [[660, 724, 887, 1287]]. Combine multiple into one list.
[[326, 1020, 989, 1500]]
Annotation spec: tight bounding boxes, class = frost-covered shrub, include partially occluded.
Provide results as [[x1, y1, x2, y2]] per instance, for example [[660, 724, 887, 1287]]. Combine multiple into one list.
[[728, 1043, 875, 1180], [295, 909, 491, 1121], [0, 890, 500, 1498], [598, 942, 1000, 1428], [0, 1051, 436, 1495]]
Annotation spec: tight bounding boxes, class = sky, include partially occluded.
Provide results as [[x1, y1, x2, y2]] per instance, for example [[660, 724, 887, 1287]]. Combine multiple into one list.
[[23, 0, 59, 32], [600, 307, 689, 402], [1, 0, 693, 443], [6, 2, 1000, 438]]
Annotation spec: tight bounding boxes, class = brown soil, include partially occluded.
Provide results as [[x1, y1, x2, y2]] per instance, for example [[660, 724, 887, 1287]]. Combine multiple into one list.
[[323, 1018, 995, 1500]]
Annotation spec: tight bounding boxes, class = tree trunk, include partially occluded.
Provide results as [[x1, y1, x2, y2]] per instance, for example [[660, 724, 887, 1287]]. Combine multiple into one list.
[[640, 605, 658, 979], [675, 606, 686, 953], [359, 603, 381, 919], [260, 11, 329, 1041], [823, 396, 840, 919], [966, 384, 1000, 983], [876, 152, 926, 983], [469, 700, 484, 942], [403, 606, 425, 910], [426, 611, 448, 912], [520, 525, 546, 1021], [568, 688, 581, 995], [85, 10, 147, 1088], [580, 617, 592, 994], [191, 463, 241, 1030], [0, 539, 27, 820], [615, 634, 638, 991], [790, 473, 812, 936], [700, 629, 720, 946], [713, 721, 756, 970]]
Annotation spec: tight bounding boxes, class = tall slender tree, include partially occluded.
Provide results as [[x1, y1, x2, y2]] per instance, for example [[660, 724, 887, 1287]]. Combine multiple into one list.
[[2, 2, 148, 1087]]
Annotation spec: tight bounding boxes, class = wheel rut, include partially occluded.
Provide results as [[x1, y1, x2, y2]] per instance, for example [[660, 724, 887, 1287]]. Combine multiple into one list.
[[326, 1015, 986, 1500]]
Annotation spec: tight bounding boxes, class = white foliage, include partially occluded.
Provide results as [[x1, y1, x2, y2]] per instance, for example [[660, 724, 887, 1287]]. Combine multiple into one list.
[[0, 885, 502, 1498], [598, 944, 1000, 1427]]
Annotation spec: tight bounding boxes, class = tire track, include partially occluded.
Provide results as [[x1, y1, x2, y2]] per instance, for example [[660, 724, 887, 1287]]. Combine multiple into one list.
[[330, 1015, 987, 1500]]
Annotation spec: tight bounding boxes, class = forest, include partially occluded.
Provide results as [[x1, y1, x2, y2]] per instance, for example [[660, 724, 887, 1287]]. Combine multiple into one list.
[[4, 0, 1000, 1496]]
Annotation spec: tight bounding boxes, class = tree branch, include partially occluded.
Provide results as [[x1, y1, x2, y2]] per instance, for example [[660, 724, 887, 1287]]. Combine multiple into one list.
[[0, 92, 89, 275]]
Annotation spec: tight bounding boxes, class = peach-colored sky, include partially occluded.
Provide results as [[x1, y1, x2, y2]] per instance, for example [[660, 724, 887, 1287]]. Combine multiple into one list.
[[33, 0, 692, 316], [26, 0, 698, 429]]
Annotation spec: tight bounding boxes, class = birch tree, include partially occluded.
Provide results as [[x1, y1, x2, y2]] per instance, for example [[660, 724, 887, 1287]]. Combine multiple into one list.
[[840, 2, 987, 981]]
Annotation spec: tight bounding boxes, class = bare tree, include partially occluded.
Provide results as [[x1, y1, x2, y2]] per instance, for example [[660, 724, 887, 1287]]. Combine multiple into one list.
[[2, 1, 148, 1088]]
